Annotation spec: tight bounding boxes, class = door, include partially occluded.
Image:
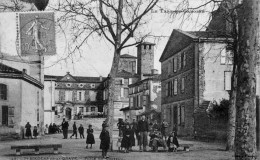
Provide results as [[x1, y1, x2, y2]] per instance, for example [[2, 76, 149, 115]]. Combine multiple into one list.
[[2, 106, 8, 126], [65, 108, 71, 120]]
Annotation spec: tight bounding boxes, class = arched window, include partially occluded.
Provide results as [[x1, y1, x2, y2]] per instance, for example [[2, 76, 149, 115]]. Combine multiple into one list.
[[0, 84, 7, 100]]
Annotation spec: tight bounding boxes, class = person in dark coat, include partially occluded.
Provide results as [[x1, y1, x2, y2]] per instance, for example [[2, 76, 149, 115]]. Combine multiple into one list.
[[86, 125, 95, 149], [121, 124, 131, 153], [137, 116, 149, 151], [33, 126, 38, 139], [25, 122, 32, 139], [167, 131, 179, 152], [100, 125, 110, 159], [78, 124, 84, 139], [117, 118, 124, 137], [70, 122, 78, 139], [49, 123, 53, 134], [61, 118, 69, 139], [53, 123, 57, 134], [129, 123, 135, 151]]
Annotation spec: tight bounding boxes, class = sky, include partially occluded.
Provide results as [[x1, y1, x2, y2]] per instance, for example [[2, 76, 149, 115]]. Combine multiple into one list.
[[0, 0, 217, 77]]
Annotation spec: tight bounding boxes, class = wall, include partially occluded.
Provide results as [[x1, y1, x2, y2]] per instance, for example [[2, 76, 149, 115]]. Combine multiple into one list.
[[44, 81, 55, 125], [137, 44, 154, 76], [118, 57, 137, 74]]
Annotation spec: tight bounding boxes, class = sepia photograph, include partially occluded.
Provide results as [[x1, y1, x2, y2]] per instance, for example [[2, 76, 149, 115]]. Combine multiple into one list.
[[0, 0, 260, 160]]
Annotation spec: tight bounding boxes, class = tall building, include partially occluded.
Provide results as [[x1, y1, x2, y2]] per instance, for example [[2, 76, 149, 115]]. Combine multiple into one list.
[[160, 29, 233, 136]]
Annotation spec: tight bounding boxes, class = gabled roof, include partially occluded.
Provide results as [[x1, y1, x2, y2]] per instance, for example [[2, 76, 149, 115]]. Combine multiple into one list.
[[159, 29, 233, 62], [0, 63, 43, 89], [120, 54, 137, 59], [0, 63, 22, 74]]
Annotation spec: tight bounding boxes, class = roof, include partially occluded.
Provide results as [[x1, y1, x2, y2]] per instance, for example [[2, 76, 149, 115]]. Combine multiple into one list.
[[129, 74, 161, 87], [138, 109, 160, 116], [159, 29, 233, 62], [116, 70, 139, 78], [120, 106, 130, 111], [0, 63, 43, 89], [136, 42, 155, 47], [120, 54, 137, 59], [44, 74, 102, 83]]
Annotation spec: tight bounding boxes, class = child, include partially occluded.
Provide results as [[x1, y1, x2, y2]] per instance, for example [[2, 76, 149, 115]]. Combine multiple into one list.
[[78, 124, 84, 139], [167, 131, 179, 152], [100, 125, 110, 159], [86, 125, 95, 149], [117, 136, 123, 152], [33, 126, 38, 139]]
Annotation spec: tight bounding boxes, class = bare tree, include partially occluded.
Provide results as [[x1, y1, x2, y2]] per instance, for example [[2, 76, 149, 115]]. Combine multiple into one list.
[[52, 0, 159, 150]]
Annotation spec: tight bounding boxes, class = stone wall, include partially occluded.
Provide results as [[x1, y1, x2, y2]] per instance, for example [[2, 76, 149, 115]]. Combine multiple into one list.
[[137, 44, 154, 76]]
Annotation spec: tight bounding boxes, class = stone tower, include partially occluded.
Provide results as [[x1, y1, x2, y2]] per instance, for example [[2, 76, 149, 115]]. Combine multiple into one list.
[[136, 42, 155, 79]]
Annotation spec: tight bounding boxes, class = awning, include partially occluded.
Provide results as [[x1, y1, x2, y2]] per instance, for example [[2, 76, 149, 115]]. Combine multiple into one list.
[[120, 106, 130, 111]]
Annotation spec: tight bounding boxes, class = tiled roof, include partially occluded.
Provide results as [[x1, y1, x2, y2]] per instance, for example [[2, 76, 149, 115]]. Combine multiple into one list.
[[0, 63, 22, 74], [116, 70, 139, 78], [44, 75, 102, 83], [120, 54, 137, 59], [187, 31, 231, 39]]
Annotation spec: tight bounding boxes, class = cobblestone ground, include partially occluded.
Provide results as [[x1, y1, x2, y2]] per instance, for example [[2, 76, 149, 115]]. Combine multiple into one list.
[[0, 131, 259, 160]]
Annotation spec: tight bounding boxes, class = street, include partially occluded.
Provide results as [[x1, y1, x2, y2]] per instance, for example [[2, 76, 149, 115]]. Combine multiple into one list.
[[0, 131, 247, 160]]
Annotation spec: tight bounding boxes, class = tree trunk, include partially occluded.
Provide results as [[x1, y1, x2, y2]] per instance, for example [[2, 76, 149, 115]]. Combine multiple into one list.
[[235, 0, 259, 159], [106, 49, 121, 151], [106, 0, 123, 151]]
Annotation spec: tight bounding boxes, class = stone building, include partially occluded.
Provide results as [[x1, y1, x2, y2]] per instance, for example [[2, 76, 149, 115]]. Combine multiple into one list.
[[160, 29, 233, 136], [128, 73, 161, 122], [0, 59, 44, 140], [102, 54, 139, 121], [44, 73, 104, 124]]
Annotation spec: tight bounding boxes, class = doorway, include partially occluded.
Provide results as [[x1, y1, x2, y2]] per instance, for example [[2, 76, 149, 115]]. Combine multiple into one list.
[[65, 108, 71, 120]]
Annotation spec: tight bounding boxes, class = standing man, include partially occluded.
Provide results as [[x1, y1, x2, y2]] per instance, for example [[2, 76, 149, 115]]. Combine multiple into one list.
[[61, 118, 69, 139], [132, 119, 139, 145], [137, 116, 149, 152], [70, 122, 78, 139]]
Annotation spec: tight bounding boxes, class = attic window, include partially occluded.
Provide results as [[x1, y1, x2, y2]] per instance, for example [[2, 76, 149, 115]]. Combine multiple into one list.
[[78, 83, 84, 88], [66, 76, 70, 80], [90, 83, 95, 88], [66, 83, 72, 87]]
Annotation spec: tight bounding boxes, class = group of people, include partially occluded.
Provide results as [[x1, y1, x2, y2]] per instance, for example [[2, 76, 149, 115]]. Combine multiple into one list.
[[116, 116, 179, 152], [44, 123, 61, 134], [25, 122, 39, 139]]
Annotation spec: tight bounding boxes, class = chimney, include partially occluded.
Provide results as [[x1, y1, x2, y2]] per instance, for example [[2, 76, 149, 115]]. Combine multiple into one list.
[[23, 69, 27, 74], [99, 76, 103, 81]]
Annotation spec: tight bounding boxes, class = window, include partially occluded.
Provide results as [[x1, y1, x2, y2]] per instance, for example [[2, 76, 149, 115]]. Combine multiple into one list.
[[66, 83, 72, 87], [37, 109, 39, 122], [91, 107, 95, 112], [77, 91, 84, 101], [221, 47, 233, 65], [177, 106, 185, 125], [124, 79, 129, 86], [167, 81, 171, 97], [37, 91, 39, 106], [65, 91, 73, 101], [90, 83, 96, 88], [174, 58, 177, 72], [168, 60, 171, 73], [178, 54, 182, 70], [144, 82, 148, 90], [124, 88, 129, 98], [8, 106, 14, 126], [166, 83, 169, 97], [182, 52, 186, 67], [79, 107, 83, 113], [174, 79, 178, 95], [224, 71, 232, 91], [138, 95, 141, 107], [121, 88, 124, 97], [130, 97, 133, 108], [181, 77, 185, 93], [129, 78, 132, 85], [143, 96, 147, 107], [131, 61, 136, 73], [0, 84, 7, 100], [149, 45, 152, 49]]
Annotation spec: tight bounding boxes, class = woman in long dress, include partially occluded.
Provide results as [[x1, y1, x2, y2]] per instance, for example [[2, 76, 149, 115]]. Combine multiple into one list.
[[86, 125, 95, 149], [25, 122, 32, 139]]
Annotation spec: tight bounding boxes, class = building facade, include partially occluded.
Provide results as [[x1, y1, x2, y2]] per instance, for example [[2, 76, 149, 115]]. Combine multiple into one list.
[[44, 73, 104, 124], [0, 62, 44, 140], [160, 29, 233, 136]]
